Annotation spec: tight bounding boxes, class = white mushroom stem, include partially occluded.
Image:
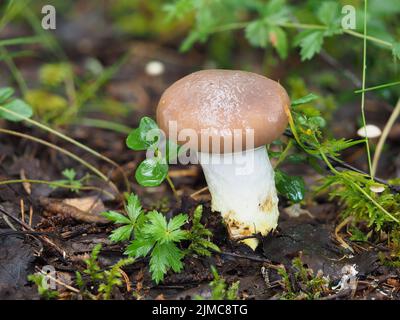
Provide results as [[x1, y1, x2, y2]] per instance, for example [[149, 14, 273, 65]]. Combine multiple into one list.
[[198, 146, 279, 250]]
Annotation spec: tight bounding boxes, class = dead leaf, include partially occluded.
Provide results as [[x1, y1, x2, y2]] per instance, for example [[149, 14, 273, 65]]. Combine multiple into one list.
[[39, 196, 109, 224]]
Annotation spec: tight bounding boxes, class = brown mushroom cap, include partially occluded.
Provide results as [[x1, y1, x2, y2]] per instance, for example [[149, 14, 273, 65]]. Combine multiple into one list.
[[156, 69, 290, 153]]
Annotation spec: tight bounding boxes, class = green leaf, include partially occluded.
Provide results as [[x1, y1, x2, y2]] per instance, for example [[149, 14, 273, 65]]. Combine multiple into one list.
[[180, 30, 201, 52], [143, 210, 168, 242], [0, 87, 14, 103], [294, 30, 325, 61], [260, 0, 289, 24], [135, 158, 168, 187], [245, 20, 269, 48], [291, 93, 319, 106], [166, 139, 181, 163], [275, 169, 305, 203], [349, 227, 369, 242], [149, 242, 185, 283], [62, 168, 76, 181], [125, 237, 155, 258], [109, 225, 134, 242], [269, 26, 288, 59], [167, 213, 188, 232], [101, 210, 131, 225], [392, 42, 400, 60], [317, 1, 340, 25], [309, 116, 326, 129], [126, 117, 160, 151], [286, 154, 308, 164], [0, 99, 33, 122], [321, 138, 365, 157], [163, 0, 195, 22], [125, 193, 143, 222]]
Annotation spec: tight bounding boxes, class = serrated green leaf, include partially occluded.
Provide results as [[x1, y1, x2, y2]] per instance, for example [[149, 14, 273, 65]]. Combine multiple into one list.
[[294, 30, 325, 61], [167, 213, 188, 231], [135, 158, 168, 187], [125, 237, 155, 258], [259, 0, 290, 23], [101, 210, 131, 224], [269, 26, 288, 59], [275, 169, 305, 203], [143, 210, 168, 241], [164, 0, 195, 22], [0, 99, 33, 122], [62, 168, 76, 181], [125, 193, 143, 222], [317, 1, 340, 25], [0, 87, 14, 103], [126, 117, 159, 151], [110, 225, 134, 242], [291, 93, 319, 106], [245, 20, 269, 48], [149, 242, 185, 283]]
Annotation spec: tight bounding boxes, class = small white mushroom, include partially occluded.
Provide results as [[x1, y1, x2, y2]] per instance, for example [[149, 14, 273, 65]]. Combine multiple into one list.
[[145, 60, 165, 76], [369, 184, 385, 193], [357, 124, 382, 138], [156, 69, 290, 250]]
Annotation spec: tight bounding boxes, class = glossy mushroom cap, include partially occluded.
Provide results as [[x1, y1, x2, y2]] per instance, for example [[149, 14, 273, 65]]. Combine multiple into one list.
[[156, 69, 290, 153]]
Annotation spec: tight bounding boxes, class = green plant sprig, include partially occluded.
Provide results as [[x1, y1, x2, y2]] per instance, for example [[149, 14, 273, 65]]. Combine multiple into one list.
[[286, 94, 400, 228], [102, 194, 220, 284], [126, 117, 180, 196]]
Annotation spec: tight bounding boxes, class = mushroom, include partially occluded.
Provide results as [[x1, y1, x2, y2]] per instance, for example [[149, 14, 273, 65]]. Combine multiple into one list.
[[156, 69, 290, 249]]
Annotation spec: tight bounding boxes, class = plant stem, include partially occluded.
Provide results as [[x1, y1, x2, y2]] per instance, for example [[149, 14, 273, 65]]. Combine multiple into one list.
[[0, 47, 28, 95], [0, 106, 130, 192], [354, 80, 400, 93], [360, 0, 373, 179], [0, 128, 116, 192], [274, 139, 293, 168], [212, 19, 393, 51], [0, 36, 43, 47], [343, 29, 392, 48], [76, 118, 132, 134], [372, 98, 400, 177], [276, 21, 327, 30], [0, 179, 115, 198], [166, 175, 178, 198]]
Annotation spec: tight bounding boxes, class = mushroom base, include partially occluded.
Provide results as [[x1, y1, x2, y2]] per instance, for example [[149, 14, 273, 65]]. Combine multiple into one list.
[[198, 147, 279, 250]]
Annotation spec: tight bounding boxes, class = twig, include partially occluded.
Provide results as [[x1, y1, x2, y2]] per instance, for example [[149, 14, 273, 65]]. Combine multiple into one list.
[[0, 128, 118, 193], [0, 206, 68, 258], [166, 174, 179, 199], [372, 98, 400, 177], [0, 179, 115, 199], [334, 216, 354, 253], [190, 186, 209, 198], [0, 106, 130, 193]]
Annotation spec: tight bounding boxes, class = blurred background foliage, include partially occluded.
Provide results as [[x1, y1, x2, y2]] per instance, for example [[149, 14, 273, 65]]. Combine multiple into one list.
[[0, 0, 399, 135]]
